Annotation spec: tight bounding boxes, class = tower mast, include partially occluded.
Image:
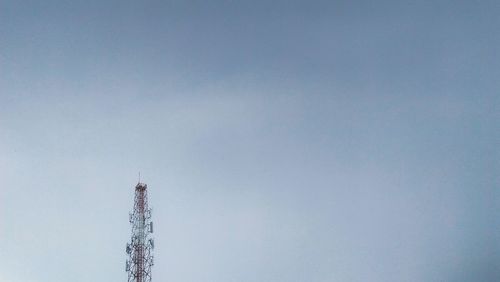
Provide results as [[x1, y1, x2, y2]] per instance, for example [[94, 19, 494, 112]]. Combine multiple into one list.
[[126, 182, 154, 282]]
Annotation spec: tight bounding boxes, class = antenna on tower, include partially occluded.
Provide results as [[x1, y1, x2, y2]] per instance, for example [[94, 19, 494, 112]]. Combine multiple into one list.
[[138, 172, 141, 184]]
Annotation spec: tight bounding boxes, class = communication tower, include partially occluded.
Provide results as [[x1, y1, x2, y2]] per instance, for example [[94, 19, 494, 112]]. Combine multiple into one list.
[[126, 182, 154, 282]]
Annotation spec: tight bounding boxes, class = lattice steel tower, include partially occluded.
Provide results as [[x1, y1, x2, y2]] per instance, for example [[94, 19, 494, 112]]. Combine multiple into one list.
[[126, 182, 154, 282]]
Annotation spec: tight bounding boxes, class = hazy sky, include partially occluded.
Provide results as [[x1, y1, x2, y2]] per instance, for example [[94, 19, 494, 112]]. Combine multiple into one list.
[[0, 1, 498, 282]]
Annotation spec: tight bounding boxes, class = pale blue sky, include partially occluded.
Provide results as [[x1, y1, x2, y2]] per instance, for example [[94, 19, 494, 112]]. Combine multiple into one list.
[[0, 1, 499, 282]]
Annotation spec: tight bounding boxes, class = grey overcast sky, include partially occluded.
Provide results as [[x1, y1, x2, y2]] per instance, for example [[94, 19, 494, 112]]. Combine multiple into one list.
[[0, 1, 498, 282]]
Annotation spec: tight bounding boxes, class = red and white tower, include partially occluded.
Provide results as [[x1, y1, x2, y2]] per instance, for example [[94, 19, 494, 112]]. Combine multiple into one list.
[[126, 182, 154, 282]]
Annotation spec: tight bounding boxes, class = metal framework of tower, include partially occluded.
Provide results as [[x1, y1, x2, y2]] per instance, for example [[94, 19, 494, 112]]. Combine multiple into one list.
[[126, 183, 154, 282]]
